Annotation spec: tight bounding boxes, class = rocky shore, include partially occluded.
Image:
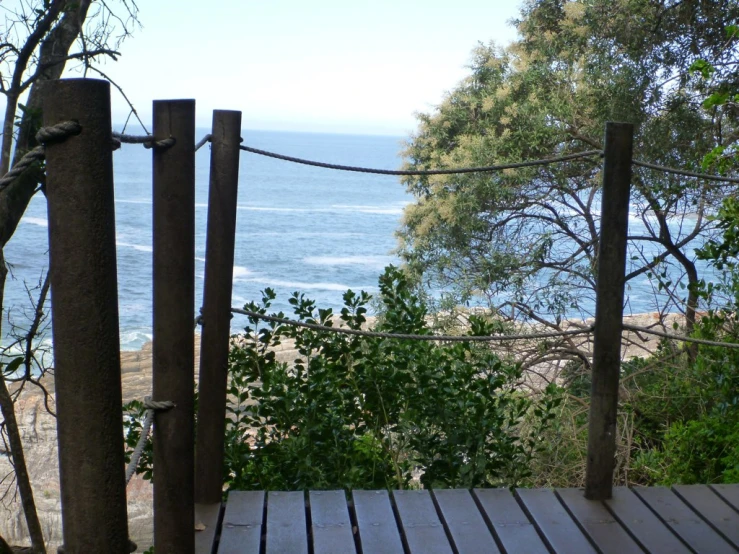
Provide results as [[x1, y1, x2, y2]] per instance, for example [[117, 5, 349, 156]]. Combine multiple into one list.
[[0, 312, 685, 551]]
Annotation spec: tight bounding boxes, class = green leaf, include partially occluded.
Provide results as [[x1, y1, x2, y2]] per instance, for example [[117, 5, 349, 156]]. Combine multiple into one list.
[[4, 357, 23, 375]]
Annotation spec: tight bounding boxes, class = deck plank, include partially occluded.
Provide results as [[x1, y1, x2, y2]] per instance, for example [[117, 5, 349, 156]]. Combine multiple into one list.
[[309, 490, 356, 554], [556, 488, 643, 554], [710, 484, 739, 512], [393, 490, 453, 554], [353, 490, 404, 554], [633, 486, 735, 553], [473, 488, 548, 553], [195, 502, 221, 554], [516, 488, 597, 553], [266, 491, 308, 554], [432, 489, 500, 553], [672, 485, 739, 549], [605, 487, 690, 553], [217, 491, 264, 554]]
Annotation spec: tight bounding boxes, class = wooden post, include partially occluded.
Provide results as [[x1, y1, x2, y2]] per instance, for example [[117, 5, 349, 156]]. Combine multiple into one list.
[[152, 99, 196, 553], [195, 110, 242, 503], [44, 78, 130, 553], [585, 122, 634, 500]]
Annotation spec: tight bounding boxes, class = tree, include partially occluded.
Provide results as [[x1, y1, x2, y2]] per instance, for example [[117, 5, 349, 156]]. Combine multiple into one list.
[[399, 0, 739, 340], [0, 2, 140, 551]]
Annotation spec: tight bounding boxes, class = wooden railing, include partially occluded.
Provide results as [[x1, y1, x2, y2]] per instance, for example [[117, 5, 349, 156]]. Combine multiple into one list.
[[38, 78, 635, 553]]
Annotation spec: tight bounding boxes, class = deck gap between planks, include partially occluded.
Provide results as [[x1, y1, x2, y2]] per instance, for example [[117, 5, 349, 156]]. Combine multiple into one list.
[[553, 489, 607, 553], [470, 489, 513, 554], [429, 490, 461, 554]]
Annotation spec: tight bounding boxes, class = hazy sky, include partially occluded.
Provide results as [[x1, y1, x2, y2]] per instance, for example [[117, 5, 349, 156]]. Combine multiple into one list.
[[87, 0, 522, 135]]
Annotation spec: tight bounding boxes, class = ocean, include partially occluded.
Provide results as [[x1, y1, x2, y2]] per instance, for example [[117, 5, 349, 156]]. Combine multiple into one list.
[[8, 130, 410, 351], [6, 130, 713, 352]]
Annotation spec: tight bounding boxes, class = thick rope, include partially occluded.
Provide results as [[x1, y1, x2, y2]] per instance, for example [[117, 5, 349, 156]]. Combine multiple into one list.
[[632, 159, 739, 184], [124, 396, 175, 485], [195, 134, 212, 151], [239, 146, 603, 176], [36, 121, 82, 143], [232, 308, 739, 348], [112, 132, 176, 150], [231, 307, 594, 341], [0, 121, 81, 190], [623, 323, 739, 348], [0, 146, 45, 190]]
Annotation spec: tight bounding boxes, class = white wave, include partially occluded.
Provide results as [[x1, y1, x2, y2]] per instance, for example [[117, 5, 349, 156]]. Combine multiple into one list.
[[195, 257, 207, 262], [331, 204, 404, 215], [21, 217, 48, 228], [304, 255, 395, 268], [120, 330, 153, 351], [233, 266, 253, 280], [117, 242, 153, 253], [242, 277, 369, 291]]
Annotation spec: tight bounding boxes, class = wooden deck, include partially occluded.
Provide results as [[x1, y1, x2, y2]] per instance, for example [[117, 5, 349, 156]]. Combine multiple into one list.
[[194, 484, 739, 553]]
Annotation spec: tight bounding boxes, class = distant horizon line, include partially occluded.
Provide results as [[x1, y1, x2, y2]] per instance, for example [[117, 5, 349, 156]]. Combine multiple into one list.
[[112, 121, 410, 139]]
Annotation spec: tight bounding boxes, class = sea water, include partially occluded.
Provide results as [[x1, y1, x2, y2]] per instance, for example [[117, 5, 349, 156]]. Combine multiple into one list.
[[7, 130, 410, 351], [5, 130, 713, 351]]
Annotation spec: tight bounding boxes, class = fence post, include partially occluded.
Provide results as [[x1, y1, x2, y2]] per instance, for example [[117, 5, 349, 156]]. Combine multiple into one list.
[[44, 78, 129, 553], [195, 110, 242, 503], [585, 121, 634, 500], [152, 99, 196, 553]]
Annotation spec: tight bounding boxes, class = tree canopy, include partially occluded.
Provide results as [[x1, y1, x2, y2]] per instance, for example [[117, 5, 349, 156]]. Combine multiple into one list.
[[399, 0, 739, 328]]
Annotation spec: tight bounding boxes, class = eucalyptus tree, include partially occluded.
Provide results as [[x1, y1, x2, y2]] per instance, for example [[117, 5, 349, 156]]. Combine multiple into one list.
[[399, 0, 739, 338], [0, 2, 140, 551]]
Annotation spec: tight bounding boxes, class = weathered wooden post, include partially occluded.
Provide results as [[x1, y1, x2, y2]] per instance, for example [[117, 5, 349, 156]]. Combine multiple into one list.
[[152, 99, 196, 552], [44, 78, 130, 553], [195, 110, 242, 503], [585, 122, 634, 500]]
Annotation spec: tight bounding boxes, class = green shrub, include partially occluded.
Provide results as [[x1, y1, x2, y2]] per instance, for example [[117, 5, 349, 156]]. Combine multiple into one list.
[[224, 266, 560, 491]]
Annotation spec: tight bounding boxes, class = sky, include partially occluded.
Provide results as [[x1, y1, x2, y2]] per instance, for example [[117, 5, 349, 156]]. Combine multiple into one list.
[[78, 0, 523, 136]]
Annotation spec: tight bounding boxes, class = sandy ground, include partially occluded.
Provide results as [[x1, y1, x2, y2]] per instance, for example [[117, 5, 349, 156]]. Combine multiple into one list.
[[0, 311, 686, 550]]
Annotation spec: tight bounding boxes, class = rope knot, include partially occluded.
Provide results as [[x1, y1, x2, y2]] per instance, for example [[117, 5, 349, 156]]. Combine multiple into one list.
[[143, 396, 176, 411], [35, 121, 82, 144], [143, 136, 176, 150]]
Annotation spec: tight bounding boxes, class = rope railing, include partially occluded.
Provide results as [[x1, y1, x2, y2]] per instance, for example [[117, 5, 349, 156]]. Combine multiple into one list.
[[226, 307, 739, 349], [632, 159, 739, 184], [229, 307, 595, 341], [239, 146, 604, 176], [112, 132, 176, 150], [195, 134, 212, 151], [3, 127, 737, 196], [124, 396, 175, 486], [622, 323, 739, 349]]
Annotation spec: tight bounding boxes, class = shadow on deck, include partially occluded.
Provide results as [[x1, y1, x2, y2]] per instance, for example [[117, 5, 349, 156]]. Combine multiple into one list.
[[194, 484, 739, 553]]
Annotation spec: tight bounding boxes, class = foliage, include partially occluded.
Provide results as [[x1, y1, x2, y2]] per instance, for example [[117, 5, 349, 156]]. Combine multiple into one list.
[[122, 399, 154, 481], [222, 266, 561, 491], [399, 0, 738, 331]]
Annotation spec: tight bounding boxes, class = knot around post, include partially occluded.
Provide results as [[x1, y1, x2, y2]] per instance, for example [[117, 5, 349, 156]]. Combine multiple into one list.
[[143, 396, 176, 411], [35, 121, 82, 144]]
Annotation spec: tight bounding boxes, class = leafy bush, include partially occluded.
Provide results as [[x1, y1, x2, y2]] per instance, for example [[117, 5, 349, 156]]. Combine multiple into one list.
[[224, 266, 560, 491], [122, 399, 154, 481]]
